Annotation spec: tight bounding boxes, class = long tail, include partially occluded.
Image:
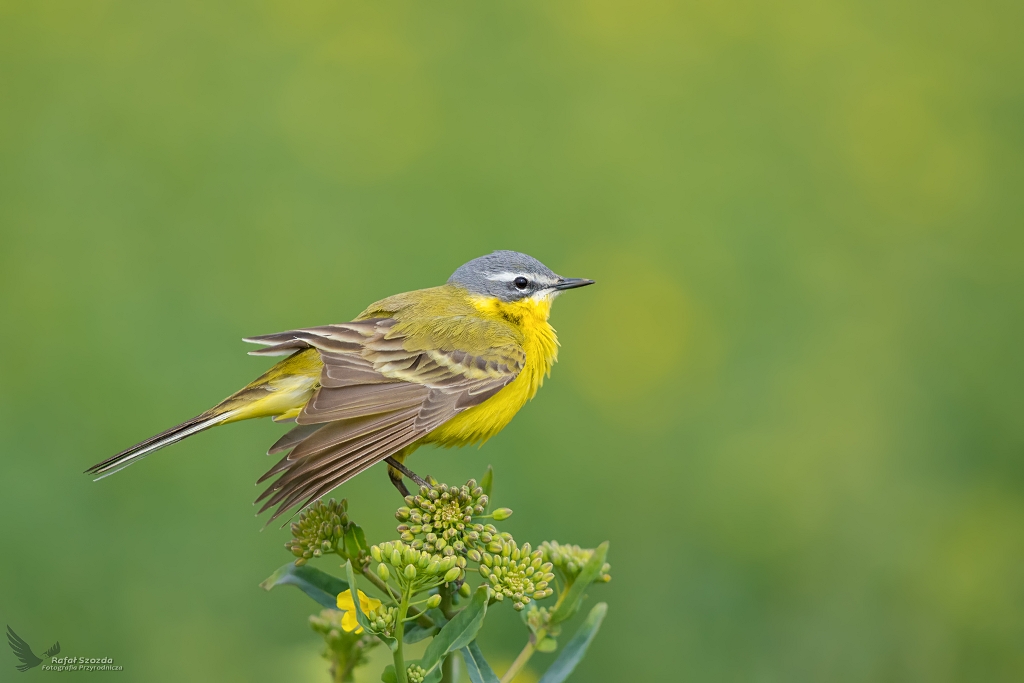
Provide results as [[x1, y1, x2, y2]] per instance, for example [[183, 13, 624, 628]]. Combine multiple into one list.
[[86, 347, 322, 481], [85, 408, 242, 480]]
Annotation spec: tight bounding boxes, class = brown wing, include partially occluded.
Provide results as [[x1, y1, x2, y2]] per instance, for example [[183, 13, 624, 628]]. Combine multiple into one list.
[[244, 318, 523, 520]]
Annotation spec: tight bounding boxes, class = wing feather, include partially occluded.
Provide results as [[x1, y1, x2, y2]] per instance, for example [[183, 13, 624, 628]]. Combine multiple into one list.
[[251, 301, 525, 520]]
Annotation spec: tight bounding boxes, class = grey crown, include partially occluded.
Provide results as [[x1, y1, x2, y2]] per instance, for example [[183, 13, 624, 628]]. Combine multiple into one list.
[[448, 250, 561, 302]]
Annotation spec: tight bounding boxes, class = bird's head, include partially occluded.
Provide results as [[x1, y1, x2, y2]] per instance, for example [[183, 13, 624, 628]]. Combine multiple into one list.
[[448, 250, 594, 303]]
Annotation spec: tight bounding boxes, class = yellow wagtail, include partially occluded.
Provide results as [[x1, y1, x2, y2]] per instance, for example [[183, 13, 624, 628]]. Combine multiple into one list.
[[87, 251, 593, 520]]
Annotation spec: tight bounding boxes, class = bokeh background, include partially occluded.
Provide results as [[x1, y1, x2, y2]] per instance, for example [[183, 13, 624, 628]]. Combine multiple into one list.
[[2, 1, 1022, 681]]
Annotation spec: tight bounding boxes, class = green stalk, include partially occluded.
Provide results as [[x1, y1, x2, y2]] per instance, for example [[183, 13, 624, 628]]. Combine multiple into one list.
[[440, 651, 457, 683], [501, 629, 543, 683], [393, 584, 412, 683], [439, 583, 457, 620], [341, 551, 434, 629]]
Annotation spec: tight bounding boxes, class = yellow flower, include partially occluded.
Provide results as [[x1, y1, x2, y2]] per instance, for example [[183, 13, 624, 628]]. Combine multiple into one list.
[[335, 589, 382, 633]]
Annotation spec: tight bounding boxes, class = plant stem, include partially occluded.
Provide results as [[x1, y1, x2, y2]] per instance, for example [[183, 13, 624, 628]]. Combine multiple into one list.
[[440, 650, 458, 683], [501, 630, 542, 683], [393, 585, 412, 683], [439, 583, 457, 620], [345, 552, 435, 630]]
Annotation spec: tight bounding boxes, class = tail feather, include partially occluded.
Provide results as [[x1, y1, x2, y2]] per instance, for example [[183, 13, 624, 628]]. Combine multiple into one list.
[[85, 410, 239, 479]]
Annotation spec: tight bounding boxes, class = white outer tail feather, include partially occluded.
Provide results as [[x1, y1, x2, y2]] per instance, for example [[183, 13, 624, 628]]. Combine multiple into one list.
[[92, 409, 241, 480]]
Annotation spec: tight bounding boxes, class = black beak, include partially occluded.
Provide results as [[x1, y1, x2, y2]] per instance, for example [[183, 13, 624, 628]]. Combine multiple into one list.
[[553, 277, 595, 291]]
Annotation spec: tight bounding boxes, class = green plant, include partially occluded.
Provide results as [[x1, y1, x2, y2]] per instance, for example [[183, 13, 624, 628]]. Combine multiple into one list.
[[261, 467, 610, 683]]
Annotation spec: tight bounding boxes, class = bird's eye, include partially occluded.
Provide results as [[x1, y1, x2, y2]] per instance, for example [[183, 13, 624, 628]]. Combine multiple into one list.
[[513, 277, 529, 290]]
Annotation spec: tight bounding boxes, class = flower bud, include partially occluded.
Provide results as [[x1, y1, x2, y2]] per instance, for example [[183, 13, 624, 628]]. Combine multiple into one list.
[[459, 582, 472, 597], [492, 507, 513, 521], [426, 594, 442, 609], [377, 563, 391, 582], [404, 564, 417, 580], [391, 549, 402, 566], [443, 566, 462, 583]]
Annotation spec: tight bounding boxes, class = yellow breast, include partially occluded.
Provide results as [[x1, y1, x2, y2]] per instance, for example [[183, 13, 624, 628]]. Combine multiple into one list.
[[422, 294, 559, 448]]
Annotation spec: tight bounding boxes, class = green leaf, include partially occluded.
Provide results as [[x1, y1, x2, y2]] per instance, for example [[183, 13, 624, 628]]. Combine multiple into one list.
[[403, 622, 437, 644], [382, 659, 443, 683], [344, 523, 367, 559], [426, 607, 449, 628], [420, 585, 489, 672], [259, 562, 349, 610], [480, 465, 494, 498], [536, 637, 558, 653], [460, 641, 500, 683], [550, 542, 609, 625], [537, 603, 607, 683], [344, 561, 397, 650]]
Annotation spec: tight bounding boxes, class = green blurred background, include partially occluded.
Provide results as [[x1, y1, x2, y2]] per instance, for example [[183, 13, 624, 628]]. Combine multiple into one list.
[[2, 0, 1022, 681]]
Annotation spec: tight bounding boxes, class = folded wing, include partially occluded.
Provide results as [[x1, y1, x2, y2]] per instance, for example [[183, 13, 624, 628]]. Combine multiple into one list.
[[244, 317, 524, 521]]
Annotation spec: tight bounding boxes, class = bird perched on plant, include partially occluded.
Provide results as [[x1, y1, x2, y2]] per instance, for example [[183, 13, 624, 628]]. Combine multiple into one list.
[[87, 251, 593, 521]]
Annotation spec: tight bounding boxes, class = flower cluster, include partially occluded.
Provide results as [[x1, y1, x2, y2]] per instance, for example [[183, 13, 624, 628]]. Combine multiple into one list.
[[286, 499, 352, 566], [406, 664, 428, 683], [268, 469, 612, 683], [540, 541, 612, 585], [526, 605, 551, 634], [479, 540, 555, 610], [308, 607, 376, 680], [396, 481, 511, 557], [309, 608, 364, 648], [370, 540, 467, 592]]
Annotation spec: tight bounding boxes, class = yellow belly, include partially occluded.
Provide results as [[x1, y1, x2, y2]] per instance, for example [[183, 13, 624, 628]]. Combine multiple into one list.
[[422, 365, 538, 447], [422, 295, 559, 448]]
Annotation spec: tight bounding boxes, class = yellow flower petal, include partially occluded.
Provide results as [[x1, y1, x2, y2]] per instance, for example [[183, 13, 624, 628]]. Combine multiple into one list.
[[336, 591, 355, 611], [360, 593, 382, 612], [340, 610, 363, 634], [337, 589, 377, 633]]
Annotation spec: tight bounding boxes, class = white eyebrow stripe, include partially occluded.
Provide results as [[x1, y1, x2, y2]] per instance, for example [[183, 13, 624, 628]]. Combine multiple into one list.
[[485, 271, 560, 285], [485, 271, 520, 282]]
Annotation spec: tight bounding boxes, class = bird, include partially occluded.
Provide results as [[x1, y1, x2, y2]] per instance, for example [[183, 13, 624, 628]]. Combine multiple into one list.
[[86, 251, 593, 521], [6, 625, 60, 672]]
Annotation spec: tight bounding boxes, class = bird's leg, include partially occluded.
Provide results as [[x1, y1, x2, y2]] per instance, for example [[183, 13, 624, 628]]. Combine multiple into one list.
[[385, 456, 429, 495], [387, 464, 410, 497]]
